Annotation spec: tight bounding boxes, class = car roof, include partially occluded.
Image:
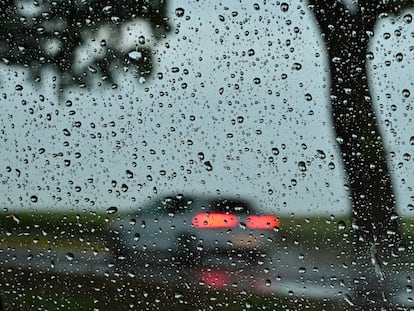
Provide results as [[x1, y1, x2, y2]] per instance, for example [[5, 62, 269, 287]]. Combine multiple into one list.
[[139, 194, 257, 215]]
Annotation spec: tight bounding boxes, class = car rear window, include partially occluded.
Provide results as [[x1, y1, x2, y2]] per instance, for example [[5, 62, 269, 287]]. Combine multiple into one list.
[[139, 195, 195, 216], [208, 199, 255, 215]]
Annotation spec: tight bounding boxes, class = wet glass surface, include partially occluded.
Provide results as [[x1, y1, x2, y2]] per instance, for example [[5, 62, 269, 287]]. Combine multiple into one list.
[[0, 1, 413, 310]]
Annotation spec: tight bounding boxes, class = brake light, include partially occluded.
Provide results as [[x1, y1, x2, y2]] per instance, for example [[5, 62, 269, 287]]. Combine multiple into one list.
[[192, 212, 238, 229], [246, 215, 280, 229]]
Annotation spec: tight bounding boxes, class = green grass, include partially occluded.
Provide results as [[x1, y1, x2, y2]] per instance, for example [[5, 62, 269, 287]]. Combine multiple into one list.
[[0, 210, 108, 231], [277, 216, 352, 243], [0, 210, 110, 251], [1, 210, 413, 254]]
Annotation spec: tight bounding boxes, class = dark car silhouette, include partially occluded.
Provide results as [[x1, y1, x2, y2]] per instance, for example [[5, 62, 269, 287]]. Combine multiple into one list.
[[109, 194, 279, 266]]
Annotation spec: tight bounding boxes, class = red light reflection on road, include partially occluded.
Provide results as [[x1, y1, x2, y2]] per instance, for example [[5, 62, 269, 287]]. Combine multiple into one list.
[[198, 269, 231, 289]]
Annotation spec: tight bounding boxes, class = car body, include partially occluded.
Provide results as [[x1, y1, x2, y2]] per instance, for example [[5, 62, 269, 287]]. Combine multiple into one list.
[[108, 194, 279, 266]]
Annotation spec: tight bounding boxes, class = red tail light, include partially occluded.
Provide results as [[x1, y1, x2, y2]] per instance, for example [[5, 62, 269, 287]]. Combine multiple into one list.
[[192, 212, 238, 229], [246, 215, 280, 229]]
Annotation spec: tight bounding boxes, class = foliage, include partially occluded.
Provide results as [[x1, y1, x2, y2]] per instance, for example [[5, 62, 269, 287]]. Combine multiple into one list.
[[0, 0, 170, 88]]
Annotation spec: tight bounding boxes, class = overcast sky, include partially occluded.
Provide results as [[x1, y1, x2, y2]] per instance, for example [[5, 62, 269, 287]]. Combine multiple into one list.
[[0, 2, 413, 217]]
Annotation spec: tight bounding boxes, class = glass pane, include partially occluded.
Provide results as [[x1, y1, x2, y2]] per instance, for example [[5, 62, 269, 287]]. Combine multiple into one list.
[[0, 1, 413, 310]]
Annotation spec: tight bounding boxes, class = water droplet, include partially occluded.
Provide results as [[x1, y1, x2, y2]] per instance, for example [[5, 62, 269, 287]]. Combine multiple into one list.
[[106, 206, 118, 214], [30, 195, 38, 203], [403, 153, 411, 161], [174, 291, 184, 299], [175, 8, 185, 17], [271, 147, 279, 155], [253, 77, 261, 84], [316, 150, 326, 159], [102, 5, 113, 14], [265, 279, 271, 287], [328, 162, 335, 170], [298, 161, 307, 172], [65, 253, 74, 261], [15, 84, 23, 91], [128, 51, 142, 60], [404, 14, 412, 24], [336, 137, 344, 144], [304, 93, 312, 101], [298, 267, 306, 274], [126, 170, 134, 178], [344, 294, 354, 306], [370, 244, 385, 280], [402, 89, 410, 98], [11, 215, 20, 224], [134, 233, 140, 241], [395, 53, 404, 62], [410, 136, 414, 145], [203, 161, 213, 171], [198, 152, 205, 160], [337, 220, 346, 230], [280, 2, 289, 12], [88, 66, 97, 73], [292, 62, 302, 70]]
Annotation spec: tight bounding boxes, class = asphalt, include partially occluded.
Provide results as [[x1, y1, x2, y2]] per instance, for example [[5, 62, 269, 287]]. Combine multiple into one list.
[[2, 244, 413, 308]]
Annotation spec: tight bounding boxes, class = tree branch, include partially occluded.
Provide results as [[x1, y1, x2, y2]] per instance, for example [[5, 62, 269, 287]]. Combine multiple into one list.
[[307, 0, 348, 35], [0, 0, 170, 88]]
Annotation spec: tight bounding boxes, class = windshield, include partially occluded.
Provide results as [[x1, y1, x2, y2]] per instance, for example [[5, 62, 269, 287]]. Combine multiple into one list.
[[0, 1, 413, 310]]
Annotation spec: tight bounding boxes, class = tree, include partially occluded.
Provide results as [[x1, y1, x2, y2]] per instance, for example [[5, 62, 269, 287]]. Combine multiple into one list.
[[0, 0, 170, 88], [308, 0, 412, 309]]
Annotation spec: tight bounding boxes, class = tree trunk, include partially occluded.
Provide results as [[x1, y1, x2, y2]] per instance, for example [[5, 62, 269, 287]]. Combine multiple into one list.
[[308, 1, 403, 309]]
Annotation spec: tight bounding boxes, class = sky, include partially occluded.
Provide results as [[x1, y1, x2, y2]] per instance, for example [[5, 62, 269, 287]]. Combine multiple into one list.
[[0, 1, 413, 217]]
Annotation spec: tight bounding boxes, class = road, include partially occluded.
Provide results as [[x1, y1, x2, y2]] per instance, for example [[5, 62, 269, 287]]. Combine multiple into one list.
[[2, 244, 412, 308]]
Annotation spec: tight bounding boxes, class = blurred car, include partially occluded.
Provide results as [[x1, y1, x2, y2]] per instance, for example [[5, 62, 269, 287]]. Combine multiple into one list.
[[108, 194, 280, 266]]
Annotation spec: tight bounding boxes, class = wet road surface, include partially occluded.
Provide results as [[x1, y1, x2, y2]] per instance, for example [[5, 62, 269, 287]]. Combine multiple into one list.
[[0, 245, 413, 308]]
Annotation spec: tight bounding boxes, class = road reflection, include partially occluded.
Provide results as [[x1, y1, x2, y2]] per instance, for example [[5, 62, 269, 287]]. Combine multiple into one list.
[[113, 248, 351, 302], [198, 269, 232, 289], [1, 245, 413, 309]]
